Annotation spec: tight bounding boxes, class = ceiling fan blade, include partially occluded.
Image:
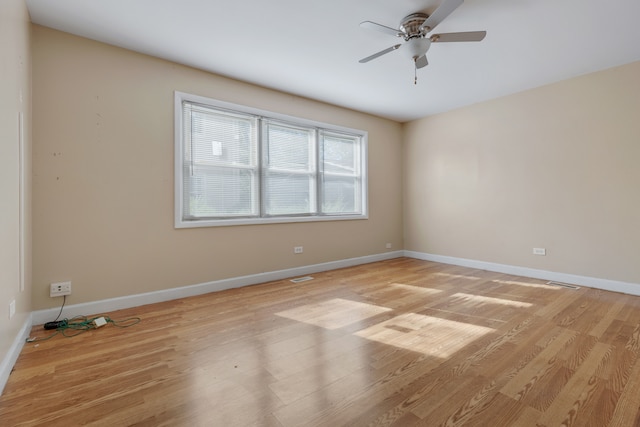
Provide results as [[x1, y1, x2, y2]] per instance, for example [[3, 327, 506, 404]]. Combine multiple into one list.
[[420, 0, 464, 32], [430, 31, 486, 42], [415, 55, 429, 69], [359, 44, 402, 63], [360, 21, 403, 37]]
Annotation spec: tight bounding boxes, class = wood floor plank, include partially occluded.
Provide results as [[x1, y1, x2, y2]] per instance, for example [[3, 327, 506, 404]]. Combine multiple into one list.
[[412, 374, 489, 425], [511, 405, 543, 426], [535, 288, 586, 319], [572, 380, 616, 427], [589, 301, 624, 338], [500, 327, 576, 400], [457, 392, 528, 427], [536, 342, 611, 426], [3, 257, 640, 426], [607, 354, 640, 427]]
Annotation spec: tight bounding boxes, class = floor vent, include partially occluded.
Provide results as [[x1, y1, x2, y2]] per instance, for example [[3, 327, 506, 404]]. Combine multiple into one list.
[[290, 276, 314, 283], [547, 281, 580, 290]]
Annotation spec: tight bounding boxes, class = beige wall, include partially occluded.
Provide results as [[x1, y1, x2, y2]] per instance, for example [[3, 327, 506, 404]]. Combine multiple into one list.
[[31, 26, 404, 310], [29, 22, 640, 312], [404, 61, 640, 285], [0, 0, 32, 364]]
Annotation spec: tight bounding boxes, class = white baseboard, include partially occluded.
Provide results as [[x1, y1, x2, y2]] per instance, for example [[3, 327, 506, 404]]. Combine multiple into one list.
[[404, 250, 640, 296], [0, 314, 32, 396], [32, 251, 404, 325]]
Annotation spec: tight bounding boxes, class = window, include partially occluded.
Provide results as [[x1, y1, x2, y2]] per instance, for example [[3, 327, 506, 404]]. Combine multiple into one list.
[[175, 92, 367, 227]]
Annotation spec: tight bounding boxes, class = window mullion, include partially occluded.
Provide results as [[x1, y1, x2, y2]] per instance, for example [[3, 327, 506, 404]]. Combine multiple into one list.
[[316, 129, 323, 215], [258, 117, 265, 218]]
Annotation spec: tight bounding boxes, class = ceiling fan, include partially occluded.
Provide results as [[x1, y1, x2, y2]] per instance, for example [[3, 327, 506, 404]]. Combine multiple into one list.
[[359, 0, 486, 82]]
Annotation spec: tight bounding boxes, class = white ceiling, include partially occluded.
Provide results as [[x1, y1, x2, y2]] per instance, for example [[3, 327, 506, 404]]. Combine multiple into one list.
[[26, 0, 640, 122]]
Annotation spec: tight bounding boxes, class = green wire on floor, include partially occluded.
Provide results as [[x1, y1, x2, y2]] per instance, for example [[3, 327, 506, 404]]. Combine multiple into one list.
[[26, 315, 141, 343]]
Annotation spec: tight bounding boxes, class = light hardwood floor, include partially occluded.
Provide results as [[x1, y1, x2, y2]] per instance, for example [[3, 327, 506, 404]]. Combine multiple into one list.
[[2, 257, 640, 426]]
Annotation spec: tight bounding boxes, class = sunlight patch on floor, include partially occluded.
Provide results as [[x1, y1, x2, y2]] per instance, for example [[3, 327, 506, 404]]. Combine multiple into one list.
[[275, 298, 392, 330], [432, 272, 483, 281], [369, 283, 444, 309], [388, 283, 443, 294], [450, 293, 533, 308], [491, 279, 561, 290], [355, 313, 494, 358]]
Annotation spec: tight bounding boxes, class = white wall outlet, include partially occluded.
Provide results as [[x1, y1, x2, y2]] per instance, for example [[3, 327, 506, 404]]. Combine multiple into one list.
[[533, 248, 546, 256], [386, 243, 392, 249], [294, 246, 303, 254], [50, 281, 72, 297], [9, 300, 16, 320]]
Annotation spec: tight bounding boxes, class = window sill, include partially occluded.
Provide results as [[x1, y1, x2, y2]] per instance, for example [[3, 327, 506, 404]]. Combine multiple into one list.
[[175, 213, 368, 228]]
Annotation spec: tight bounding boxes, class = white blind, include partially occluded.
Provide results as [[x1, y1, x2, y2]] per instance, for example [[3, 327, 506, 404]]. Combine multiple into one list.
[[182, 102, 258, 219], [320, 131, 361, 214], [262, 120, 316, 216]]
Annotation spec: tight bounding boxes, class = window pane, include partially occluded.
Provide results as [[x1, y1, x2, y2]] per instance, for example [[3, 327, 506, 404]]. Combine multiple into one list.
[[264, 172, 314, 215], [183, 102, 258, 220], [189, 106, 255, 167], [322, 175, 359, 214], [320, 132, 361, 214], [186, 167, 257, 218], [321, 132, 357, 174], [263, 121, 316, 216], [265, 122, 313, 171]]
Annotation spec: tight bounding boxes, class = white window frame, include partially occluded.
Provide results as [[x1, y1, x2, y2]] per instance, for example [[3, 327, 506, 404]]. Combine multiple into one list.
[[175, 91, 368, 228]]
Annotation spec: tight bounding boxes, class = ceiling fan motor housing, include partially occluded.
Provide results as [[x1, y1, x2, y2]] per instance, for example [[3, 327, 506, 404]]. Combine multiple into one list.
[[399, 13, 430, 39]]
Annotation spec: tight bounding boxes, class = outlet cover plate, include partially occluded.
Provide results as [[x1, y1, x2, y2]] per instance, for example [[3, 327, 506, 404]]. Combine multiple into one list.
[[50, 281, 72, 297]]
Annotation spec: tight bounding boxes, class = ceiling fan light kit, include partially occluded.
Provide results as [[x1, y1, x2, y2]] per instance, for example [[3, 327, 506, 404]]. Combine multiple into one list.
[[402, 37, 431, 61], [359, 0, 486, 83]]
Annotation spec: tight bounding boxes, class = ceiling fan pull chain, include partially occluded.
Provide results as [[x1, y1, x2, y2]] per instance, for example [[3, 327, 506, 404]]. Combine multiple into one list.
[[414, 60, 418, 85]]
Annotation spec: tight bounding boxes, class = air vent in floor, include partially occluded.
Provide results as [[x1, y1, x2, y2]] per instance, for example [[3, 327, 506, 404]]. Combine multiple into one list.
[[547, 281, 580, 290], [290, 276, 314, 283]]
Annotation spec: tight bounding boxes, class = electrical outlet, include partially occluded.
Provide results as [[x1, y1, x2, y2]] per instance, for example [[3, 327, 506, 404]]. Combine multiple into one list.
[[9, 300, 15, 320], [50, 281, 72, 297], [533, 248, 546, 256], [386, 243, 392, 249], [294, 246, 303, 254]]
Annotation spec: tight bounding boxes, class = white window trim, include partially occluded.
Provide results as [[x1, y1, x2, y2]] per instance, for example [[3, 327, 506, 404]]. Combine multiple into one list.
[[174, 91, 368, 228]]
